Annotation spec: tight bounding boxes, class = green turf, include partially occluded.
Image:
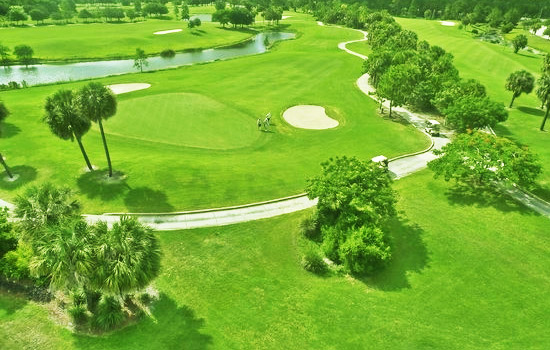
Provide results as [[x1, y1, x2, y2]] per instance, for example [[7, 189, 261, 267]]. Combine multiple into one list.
[[503, 27, 550, 54], [0, 14, 428, 213], [109, 93, 259, 149], [0, 20, 255, 62], [2, 170, 550, 349], [346, 41, 372, 57], [396, 17, 550, 199]]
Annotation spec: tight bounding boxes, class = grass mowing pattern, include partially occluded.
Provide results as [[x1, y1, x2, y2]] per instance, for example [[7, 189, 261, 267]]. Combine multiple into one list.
[[109, 93, 259, 149], [2, 170, 550, 349], [0, 15, 428, 213], [0, 20, 254, 62], [396, 18, 550, 199]]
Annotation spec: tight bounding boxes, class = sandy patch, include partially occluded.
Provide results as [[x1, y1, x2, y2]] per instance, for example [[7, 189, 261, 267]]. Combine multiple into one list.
[[282, 16, 292, 19], [107, 83, 151, 95], [154, 29, 182, 35], [439, 21, 456, 26], [533, 26, 550, 40], [283, 105, 338, 130]]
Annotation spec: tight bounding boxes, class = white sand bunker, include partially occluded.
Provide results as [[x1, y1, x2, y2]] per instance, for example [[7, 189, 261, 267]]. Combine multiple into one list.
[[282, 16, 292, 19], [439, 21, 456, 26], [283, 105, 339, 130], [154, 29, 182, 35], [107, 83, 151, 95]]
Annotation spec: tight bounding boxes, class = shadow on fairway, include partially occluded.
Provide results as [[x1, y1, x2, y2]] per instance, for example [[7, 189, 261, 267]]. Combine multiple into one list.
[[364, 216, 429, 291], [0, 165, 37, 190], [0, 292, 28, 316], [73, 294, 212, 350], [76, 170, 130, 201], [517, 106, 545, 117], [1, 123, 21, 138], [124, 187, 174, 213], [445, 184, 534, 215]]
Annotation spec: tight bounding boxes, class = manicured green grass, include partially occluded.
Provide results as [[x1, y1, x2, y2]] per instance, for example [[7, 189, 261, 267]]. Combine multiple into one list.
[[110, 93, 259, 149], [346, 41, 372, 57], [0, 14, 428, 213], [396, 17, 550, 198], [2, 170, 550, 349], [0, 20, 255, 61]]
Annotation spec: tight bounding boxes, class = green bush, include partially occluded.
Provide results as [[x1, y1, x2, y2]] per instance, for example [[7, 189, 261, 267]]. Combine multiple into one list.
[[160, 49, 176, 58], [320, 226, 342, 262], [339, 226, 391, 275], [0, 242, 32, 280], [501, 22, 515, 34], [300, 212, 320, 240], [91, 296, 125, 331], [68, 304, 88, 325], [85, 290, 102, 313], [301, 248, 327, 274]]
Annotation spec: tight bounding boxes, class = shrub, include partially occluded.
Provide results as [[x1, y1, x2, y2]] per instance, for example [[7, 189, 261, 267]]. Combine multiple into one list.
[[320, 225, 342, 262], [91, 296, 125, 331], [160, 49, 176, 58], [85, 289, 102, 313], [300, 212, 319, 240], [138, 292, 153, 304], [301, 248, 326, 274], [68, 304, 88, 325], [501, 22, 515, 34], [0, 242, 32, 280], [339, 226, 391, 275], [471, 28, 479, 34]]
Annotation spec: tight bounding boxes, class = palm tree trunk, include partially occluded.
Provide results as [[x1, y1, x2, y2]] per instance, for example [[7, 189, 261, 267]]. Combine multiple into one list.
[[98, 119, 113, 177], [75, 135, 94, 171], [389, 101, 393, 118], [541, 106, 550, 131], [509, 94, 517, 108], [0, 153, 13, 179]]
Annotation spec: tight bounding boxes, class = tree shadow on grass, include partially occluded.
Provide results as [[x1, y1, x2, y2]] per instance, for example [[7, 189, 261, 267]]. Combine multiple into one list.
[[361, 216, 429, 291], [73, 293, 212, 350], [517, 106, 545, 117], [0, 290, 28, 316], [1, 123, 21, 138], [124, 187, 174, 213], [444, 183, 534, 215], [76, 170, 130, 202], [0, 165, 37, 190]]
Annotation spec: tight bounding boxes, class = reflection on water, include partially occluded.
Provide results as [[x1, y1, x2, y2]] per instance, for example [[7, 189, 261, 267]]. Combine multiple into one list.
[[0, 32, 294, 86]]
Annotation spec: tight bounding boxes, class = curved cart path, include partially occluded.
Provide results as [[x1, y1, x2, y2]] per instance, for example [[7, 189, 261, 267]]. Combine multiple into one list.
[[4, 22, 550, 229]]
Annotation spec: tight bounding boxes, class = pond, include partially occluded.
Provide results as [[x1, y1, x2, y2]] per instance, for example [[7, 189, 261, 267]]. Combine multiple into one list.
[[0, 32, 295, 86]]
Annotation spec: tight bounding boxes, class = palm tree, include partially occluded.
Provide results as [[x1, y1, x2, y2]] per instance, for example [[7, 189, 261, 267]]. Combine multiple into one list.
[[0, 101, 13, 179], [539, 74, 550, 131], [44, 89, 94, 171], [14, 183, 81, 234], [91, 217, 161, 297], [30, 219, 94, 291], [505, 70, 535, 108], [76, 83, 117, 177]]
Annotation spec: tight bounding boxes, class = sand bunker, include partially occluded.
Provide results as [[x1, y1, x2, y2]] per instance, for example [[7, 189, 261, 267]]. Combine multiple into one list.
[[107, 83, 151, 95], [154, 29, 182, 35], [283, 105, 339, 130], [439, 21, 456, 26], [282, 16, 292, 19]]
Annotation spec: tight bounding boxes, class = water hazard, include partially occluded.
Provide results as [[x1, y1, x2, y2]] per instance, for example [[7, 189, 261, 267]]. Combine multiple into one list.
[[0, 32, 294, 86]]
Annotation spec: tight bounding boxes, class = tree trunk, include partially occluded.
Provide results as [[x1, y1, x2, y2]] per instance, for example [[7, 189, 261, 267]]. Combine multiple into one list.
[[509, 94, 517, 108], [389, 101, 393, 118], [98, 119, 113, 177], [0, 153, 13, 179], [75, 135, 94, 171], [541, 106, 550, 131]]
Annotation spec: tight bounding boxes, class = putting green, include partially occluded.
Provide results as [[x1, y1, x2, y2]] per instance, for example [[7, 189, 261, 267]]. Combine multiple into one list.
[[107, 93, 260, 150]]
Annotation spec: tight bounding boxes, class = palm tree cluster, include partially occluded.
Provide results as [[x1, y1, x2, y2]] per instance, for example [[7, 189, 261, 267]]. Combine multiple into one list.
[[43, 82, 117, 177], [14, 183, 161, 331]]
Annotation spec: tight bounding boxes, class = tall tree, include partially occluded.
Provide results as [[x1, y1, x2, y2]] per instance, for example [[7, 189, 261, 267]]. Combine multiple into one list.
[[0, 43, 9, 67], [505, 70, 535, 107], [511, 34, 528, 54], [43, 89, 94, 171], [0, 101, 13, 179], [76, 83, 117, 177], [13, 44, 34, 68], [442, 95, 508, 133], [181, 2, 189, 20], [133, 48, 148, 73], [537, 74, 550, 130], [377, 63, 419, 117]]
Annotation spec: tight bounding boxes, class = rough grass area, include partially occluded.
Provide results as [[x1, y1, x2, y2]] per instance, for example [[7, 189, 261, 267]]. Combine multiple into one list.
[[0, 15, 428, 213], [0, 19, 254, 62], [2, 170, 550, 349], [396, 17, 550, 200]]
